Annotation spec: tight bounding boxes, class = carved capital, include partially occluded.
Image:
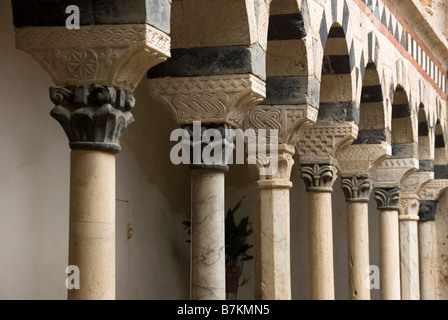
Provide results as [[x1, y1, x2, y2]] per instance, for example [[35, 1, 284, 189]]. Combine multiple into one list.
[[418, 179, 448, 201], [418, 200, 436, 222], [341, 175, 373, 203], [251, 144, 295, 189], [243, 105, 318, 146], [296, 123, 358, 164], [336, 142, 391, 175], [300, 163, 338, 192], [16, 24, 170, 91], [50, 85, 135, 153], [182, 123, 233, 171], [148, 75, 266, 127], [398, 197, 420, 221], [373, 158, 419, 188], [374, 187, 401, 211]]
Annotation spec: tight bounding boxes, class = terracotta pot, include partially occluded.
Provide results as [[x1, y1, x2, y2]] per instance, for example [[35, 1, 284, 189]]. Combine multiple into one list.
[[226, 265, 242, 293]]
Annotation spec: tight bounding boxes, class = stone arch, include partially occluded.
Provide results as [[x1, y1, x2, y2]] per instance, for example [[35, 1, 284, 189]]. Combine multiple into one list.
[[418, 102, 435, 171], [263, 0, 316, 108], [317, 22, 356, 123], [391, 85, 417, 159], [155, 0, 269, 80], [434, 97, 448, 170]]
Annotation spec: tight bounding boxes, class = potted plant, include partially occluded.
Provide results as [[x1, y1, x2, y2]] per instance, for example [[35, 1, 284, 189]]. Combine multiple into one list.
[[182, 196, 253, 300]]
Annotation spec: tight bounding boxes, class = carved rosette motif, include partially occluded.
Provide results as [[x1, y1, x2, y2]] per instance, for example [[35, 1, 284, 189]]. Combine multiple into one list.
[[417, 179, 448, 201], [297, 123, 359, 164], [50, 85, 135, 153], [374, 187, 401, 211], [341, 175, 373, 202], [182, 123, 234, 171], [148, 75, 266, 128], [300, 163, 338, 192], [243, 105, 318, 146], [15, 24, 171, 91], [418, 200, 436, 222]]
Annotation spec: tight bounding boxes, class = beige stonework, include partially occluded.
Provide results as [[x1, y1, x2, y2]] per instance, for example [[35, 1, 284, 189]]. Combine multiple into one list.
[[15, 24, 171, 92], [297, 123, 359, 164], [336, 142, 391, 175], [148, 74, 266, 127]]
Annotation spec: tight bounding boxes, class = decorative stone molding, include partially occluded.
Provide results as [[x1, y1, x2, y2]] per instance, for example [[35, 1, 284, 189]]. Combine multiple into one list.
[[418, 200, 437, 222], [182, 123, 233, 171], [296, 123, 359, 164], [341, 175, 373, 203], [300, 162, 338, 192], [336, 142, 391, 175], [243, 105, 318, 146], [148, 75, 266, 128], [15, 24, 171, 91], [374, 187, 401, 211], [417, 179, 448, 201], [50, 85, 135, 153], [372, 158, 419, 188]]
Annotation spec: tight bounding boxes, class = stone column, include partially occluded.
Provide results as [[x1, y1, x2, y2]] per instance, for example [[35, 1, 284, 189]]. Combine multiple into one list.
[[372, 158, 419, 300], [417, 179, 448, 299], [149, 75, 266, 299], [418, 200, 437, 300], [297, 123, 358, 300], [398, 171, 433, 300], [336, 143, 391, 300], [243, 104, 317, 300], [14, 21, 171, 300]]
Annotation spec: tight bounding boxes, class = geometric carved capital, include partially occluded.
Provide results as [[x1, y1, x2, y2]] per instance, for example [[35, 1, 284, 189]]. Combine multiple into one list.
[[372, 158, 419, 188], [341, 175, 373, 203], [243, 104, 318, 146], [417, 179, 448, 201], [374, 186, 401, 211], [296, 122, 358, 164], [336, 142, 391, 175], [148, 74, 266, 128], [16, 24, 171, 92], [50, 85, 135, 153]]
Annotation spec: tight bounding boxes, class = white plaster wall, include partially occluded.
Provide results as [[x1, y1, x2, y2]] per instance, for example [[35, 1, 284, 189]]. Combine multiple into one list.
[[436, 189, 448, 299], [0, 0, 190, 299]]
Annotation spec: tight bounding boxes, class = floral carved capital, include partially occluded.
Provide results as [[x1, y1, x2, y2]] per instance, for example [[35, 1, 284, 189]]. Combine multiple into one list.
[[374, 187, 401, 211], [300, 163, 338, 192], [341, 175, 373, 202], [50, 85, 135, 153]]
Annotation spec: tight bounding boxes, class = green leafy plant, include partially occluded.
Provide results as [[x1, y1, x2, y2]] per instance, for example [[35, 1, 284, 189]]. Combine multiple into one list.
[[182, 196, 253, 300]]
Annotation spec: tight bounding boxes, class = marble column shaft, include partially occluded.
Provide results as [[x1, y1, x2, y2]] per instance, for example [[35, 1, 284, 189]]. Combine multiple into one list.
[[342, 175, 373, 300], [191, 169, 226, 300], [301, 163, 337, 300], [374, 187, 402, 300], [418, 200, 437, 300]]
